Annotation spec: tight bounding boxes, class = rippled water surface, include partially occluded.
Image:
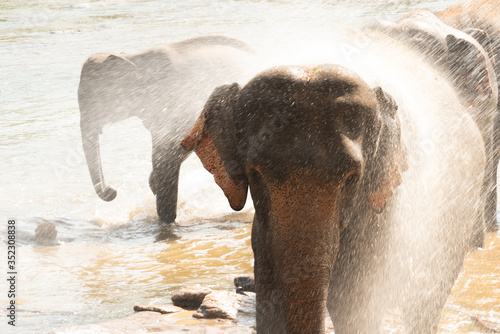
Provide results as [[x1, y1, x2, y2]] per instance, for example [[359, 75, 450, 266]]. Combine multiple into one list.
[[1, 0, 499, 333]]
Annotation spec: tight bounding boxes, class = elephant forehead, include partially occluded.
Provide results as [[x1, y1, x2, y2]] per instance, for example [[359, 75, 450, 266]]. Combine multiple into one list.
[[255, 64, 369, 87], [240, 65, 377, 116]]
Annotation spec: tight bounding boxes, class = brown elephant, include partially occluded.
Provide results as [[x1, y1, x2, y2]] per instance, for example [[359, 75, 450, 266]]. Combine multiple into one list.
[[437, 0, 500, 231], [182, 54, 486, 332], [368, 9, 499, 242], [78, 35, 256, 223]]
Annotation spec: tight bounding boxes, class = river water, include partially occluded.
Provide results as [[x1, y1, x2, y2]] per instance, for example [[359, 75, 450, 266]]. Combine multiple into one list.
[[1, 0, 499, 333]]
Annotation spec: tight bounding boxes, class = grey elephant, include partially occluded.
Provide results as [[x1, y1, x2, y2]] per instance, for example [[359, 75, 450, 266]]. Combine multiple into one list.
[[368, 9, 499, 242], [182, 35, 488, 333], [78, 35, 256, 223], [437, 0, 500, 232]]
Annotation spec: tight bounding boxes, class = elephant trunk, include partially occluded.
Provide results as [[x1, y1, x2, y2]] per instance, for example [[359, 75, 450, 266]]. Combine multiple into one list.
[[264, 176, 341, 334], [81, 124, 117, 202]]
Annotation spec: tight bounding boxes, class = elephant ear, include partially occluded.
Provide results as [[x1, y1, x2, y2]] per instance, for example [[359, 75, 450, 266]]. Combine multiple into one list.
[[463, 28, 495, 66], [367, 87, 409, 213], [103, 54, 138, 76], [100, 54, 140, 92], [445, 34, 495, 105], [181, 83, 248, 211]]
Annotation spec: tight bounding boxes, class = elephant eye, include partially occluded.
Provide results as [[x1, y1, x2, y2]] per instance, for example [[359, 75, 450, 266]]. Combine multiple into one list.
[[344, 172, 360, 187], [339, 115, 362, 140], [334, 101, 364, 140]]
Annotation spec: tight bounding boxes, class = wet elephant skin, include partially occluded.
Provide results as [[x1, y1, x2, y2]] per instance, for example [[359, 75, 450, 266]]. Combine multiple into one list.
[[437, 0, 500, 232], [369, 8, 499, 243], [182, 60, 486, 333]]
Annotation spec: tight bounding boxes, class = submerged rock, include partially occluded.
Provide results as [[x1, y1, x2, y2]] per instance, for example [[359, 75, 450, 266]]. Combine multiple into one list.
[[133, 304, 184, 314], [470, 315, 500, 333], [171, 285, 212, 309], [29, 221, 60, 246], [51, 310, 256, 333], [51, 311, 190, 333]]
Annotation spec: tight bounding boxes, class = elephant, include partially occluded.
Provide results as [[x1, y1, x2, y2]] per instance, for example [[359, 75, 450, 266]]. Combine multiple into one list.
[[436, 0, 500, 231], [437, 0, 500, 79], [78, 35, 256, 223], [181, 41, 487, 333], [368, 9, 499, 241]]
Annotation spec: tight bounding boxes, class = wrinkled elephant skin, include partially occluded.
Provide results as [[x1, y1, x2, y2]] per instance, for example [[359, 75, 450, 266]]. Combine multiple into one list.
[[183, 48, 485, 334]]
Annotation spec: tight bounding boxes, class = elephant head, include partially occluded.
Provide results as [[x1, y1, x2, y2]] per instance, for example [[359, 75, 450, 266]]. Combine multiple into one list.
[[78, 53, 141, 202], [182, 64, 408, 333]]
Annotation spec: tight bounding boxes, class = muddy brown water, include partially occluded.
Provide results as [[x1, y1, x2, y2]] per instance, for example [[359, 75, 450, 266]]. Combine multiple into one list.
[[1, 0, 499, 332], [439, 232, 500, 334]]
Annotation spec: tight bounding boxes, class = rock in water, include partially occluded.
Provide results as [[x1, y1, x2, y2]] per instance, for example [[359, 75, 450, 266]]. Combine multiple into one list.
[[234, 275, 255, 292], [193, 290, 256, 327], [236, 292, 256, 327], [193, 291, 239, 319], [171, 285, 212, 309], [133, 304, 184, 314]]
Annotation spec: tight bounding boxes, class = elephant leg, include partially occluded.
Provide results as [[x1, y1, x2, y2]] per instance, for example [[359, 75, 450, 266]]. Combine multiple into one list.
[[399, 260, 445, 334], [401, 296, 445, 334], [471, 124, 498, 247], [400, 267, 458, 334], [485, 109, 500, 232], [328, 222, 389, 334], [471, 145, 491, 248], [154, 163, 180, 224], [485, 159, 498, 232], [150, 138, 189, 224], [328, 270, 386, 334], [399, 226, 467, 334]]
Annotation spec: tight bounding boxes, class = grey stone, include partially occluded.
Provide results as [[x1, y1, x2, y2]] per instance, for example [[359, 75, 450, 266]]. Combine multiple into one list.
[[51, 290, 337, 333], [193, 290, 256, 327], [234, 275, 255, 292], [171, 285, 212, 310], [133, 304, 184, 314], [235, 292, 256, 327], [194, 290, 239, 319]]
